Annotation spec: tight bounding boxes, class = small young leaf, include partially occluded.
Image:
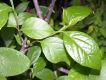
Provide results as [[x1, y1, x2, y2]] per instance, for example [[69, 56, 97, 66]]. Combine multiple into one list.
[[16, 2, 29, 13], [40, 6, 48, 16], [63, 31, 102, 69], [27, 46, 41, 64], [14, 34, 21, 45], [35, 68, 56, 80], [18, 12, 34, 25], [0, 47, 30, 76], [21, 17, 55, 39], [0, 3, 11, 29], [41, 37, 70, 65], [32, 57, 46, 77], [7, 13, 17, 28], [63, 6, 91, 26]]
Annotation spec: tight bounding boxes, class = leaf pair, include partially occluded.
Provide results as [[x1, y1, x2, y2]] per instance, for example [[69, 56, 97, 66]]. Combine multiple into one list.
[[41, 31, 102, 70], [21, 6, 92, 39]]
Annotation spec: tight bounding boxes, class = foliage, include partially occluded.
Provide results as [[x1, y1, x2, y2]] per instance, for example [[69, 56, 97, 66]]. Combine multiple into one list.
[[0, 0, 106, 80]]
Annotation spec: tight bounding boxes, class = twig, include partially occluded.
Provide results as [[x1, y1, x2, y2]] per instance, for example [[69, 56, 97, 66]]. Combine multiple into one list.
[[10, 0, 22, 42], [44, 0, 56, 22], [10, 0, 29, 54], [33, 0, 43, 19], [58, 67, 69, 74], [20, 37, 28, 53]]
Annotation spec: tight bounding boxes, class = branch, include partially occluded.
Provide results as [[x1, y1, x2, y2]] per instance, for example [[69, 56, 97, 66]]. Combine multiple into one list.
[[33, 0, 43, 19], [44, 0, 56, 22]]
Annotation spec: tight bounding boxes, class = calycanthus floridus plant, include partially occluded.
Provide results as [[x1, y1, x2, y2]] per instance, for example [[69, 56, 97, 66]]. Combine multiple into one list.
[[0, 0, 105, 80]]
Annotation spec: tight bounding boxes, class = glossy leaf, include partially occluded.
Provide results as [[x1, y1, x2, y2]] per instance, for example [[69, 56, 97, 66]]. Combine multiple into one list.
[[21, 17, 55, 39], [63, 6, 91, 26], [35, 68, 56, 80], [63, 31, 102, 69], [0, 75, 7, 80], [18, 12, 34, 25], [0, 47, 30, 76], [0, 3, 11, 29], [32, 57, 46, 77], [7, 13, 17, 28], [16, 2, 29, 13], [41, 37, 70, 65], [27, 46, 41, 64], [68, 64, 90, 80]]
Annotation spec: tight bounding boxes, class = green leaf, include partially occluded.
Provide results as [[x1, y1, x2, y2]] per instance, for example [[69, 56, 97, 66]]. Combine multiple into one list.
[[18, 12, 34, 25], [41, 37, 70, 65], [7, 13, 16, 28], [57, 76, 74, 80], [40, 6, 48, 16], [0, 47, 30, 76], [14, 34, 21, 45], [21, 17, 55, 39], [0, 3, 11, 29], [32, 57, 46, 77], [0, 75, 7, 80], [27, 46, 41, 64], [63, 31, 102, 69], [35, 68, 56, 80], [0, 27, 15, 47], [16, 2, 29, 13], [68, 64, 90, 80], [63, 6, 91, 26]]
